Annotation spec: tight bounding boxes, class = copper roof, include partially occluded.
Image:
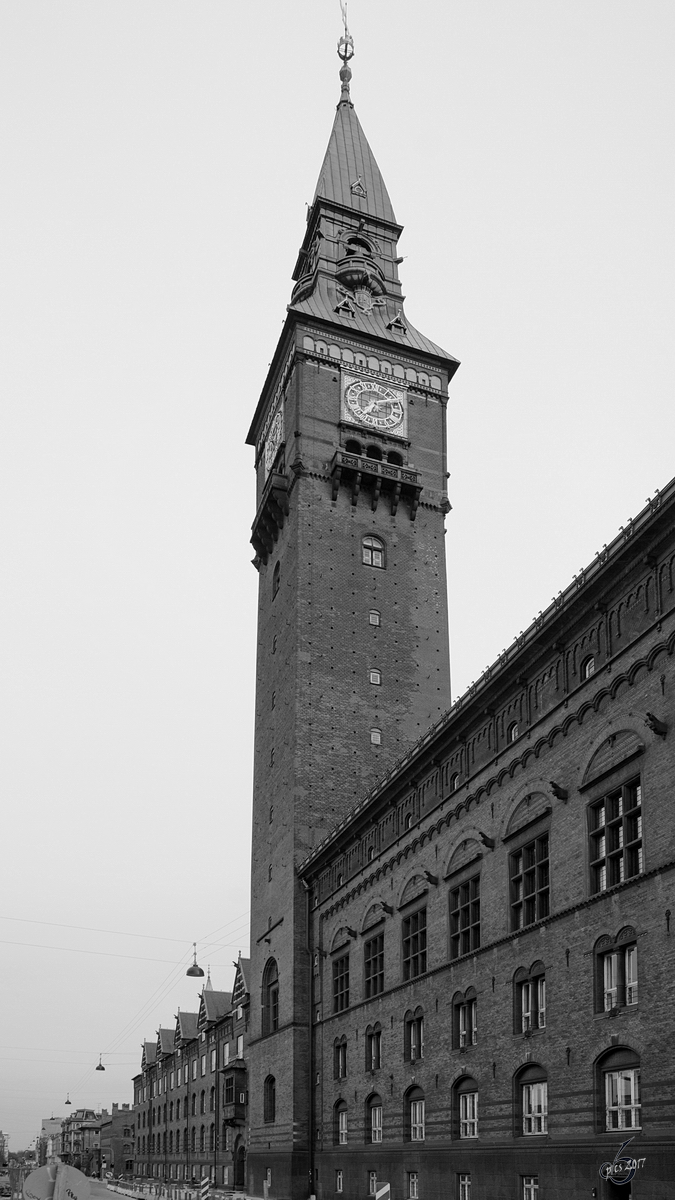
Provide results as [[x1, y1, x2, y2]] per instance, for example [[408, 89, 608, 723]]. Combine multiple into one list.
[[313, 96, 396, 225]]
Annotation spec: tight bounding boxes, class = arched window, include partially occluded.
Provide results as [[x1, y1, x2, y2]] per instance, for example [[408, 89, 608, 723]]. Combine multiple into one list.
[[405, 1086, 425, 1141], [333, 1036, 347, 1080], [365, 445, 383, 461], [209, 1124, 215, 1151], [169, 1101, 173, 1121], [449, 772, 460, 792], [581, 655, 595, 680], [272, 561, 280, 599], [200, 1090, 205, 1114], [366, 1093, 383, 1143], [365, 1023, 382, 1070], [404, 1008, 424, 1062], [345, 439, 362, 455], [334, 1100, 348, 1145], [190, 1127, 196, 1153], [209, 1086, 215, 1112], [199, 1125, 205, 1152], [514, 962, 546, 1032], [175, 1130, 180, 1154], [191, 1093, 196, 1116], [175, 1098, 180, 1120], [515, 1064, 548, 1136], [454, 1076, 479, 1139], [453, 988, 477, 1048], [168, 1131, 173, 1153], [508, 721, 519, 743], [362, 536, 385, 569], [264, 1075, 276, 1124], [386, 450, 403, 466], [597, 1047, 641, 1131], [594, 927, 638, 1013], [262, 958, 279, 1035]]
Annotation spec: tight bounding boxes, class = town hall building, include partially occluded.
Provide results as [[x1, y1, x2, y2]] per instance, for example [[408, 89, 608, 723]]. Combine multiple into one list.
[[243, 25, 675, 1200]]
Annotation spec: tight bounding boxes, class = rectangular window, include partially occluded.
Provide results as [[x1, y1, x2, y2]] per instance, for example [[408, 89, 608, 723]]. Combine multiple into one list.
[[170, 1071, 174, 1089], [236, 1035, 244, 1058], [371, 1106, 382, 1143], [224, 1077, 234, 1105], [210, 1050, 216, 1072], [522, 1178, 539, 1200], [522, 1083, 548, 1135], [402, 909, 427, 980], [200, 1055, 206, 1077], [458, 1175, 471, 1200], [459, 1091, 478, 1138], [410, 1099, 425, 1141], [333, 955, 350, 1012], [338, 1109, 347, 1145], [605, 1069, 641, 1129], [408, 1173, 418, 1199], [590, 779, 642, 894], [510, 834, 549, 929], [366, 1029, 381, 1071], [335, 1171, 343, 1194], [450, 875, 480, 959], [369, 610, 381, 627], [223, 1043, 230, 1067], [368, 1171, 378, 1194], [364, 934, 384, 997], [603, 945, 638, 1010], [192, 1060, 197, 1081]]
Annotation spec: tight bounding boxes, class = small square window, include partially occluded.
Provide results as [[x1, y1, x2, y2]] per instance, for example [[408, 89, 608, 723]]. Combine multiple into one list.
[[369, 670, 381, 685], [370, 729, 382, 745], [369, 610, 381, 626]]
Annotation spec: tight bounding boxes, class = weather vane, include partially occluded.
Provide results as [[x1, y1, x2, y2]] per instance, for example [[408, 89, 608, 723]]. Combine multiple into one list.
[[338, 0, 354, 63]]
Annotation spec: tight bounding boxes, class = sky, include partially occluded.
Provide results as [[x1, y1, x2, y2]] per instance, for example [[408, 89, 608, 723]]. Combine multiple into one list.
[[1, 0, 674, 1153]]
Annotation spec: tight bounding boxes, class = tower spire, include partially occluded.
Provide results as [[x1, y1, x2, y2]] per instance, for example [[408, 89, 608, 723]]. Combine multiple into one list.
[[338, 1, 354, 106]]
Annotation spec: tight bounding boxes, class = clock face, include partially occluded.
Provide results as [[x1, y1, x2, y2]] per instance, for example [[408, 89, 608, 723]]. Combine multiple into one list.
[[343, 377, 406, 433]]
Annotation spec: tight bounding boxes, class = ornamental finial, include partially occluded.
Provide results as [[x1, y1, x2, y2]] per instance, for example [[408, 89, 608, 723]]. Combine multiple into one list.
[[338, 1, 354, 103]]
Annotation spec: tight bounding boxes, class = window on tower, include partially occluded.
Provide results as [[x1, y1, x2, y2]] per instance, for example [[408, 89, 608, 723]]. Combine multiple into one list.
[[272, 561, 280, 599], [369, 610, 381, 626], [262, 959, 279, 1035], [370, 729, 382, 745], [369, 669, 381, 685], [362, 536, 385, 569]]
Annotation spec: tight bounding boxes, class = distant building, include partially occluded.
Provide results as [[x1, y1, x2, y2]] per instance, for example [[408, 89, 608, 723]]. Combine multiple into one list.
[[37, 1120, 62, 1165], [99, 1104, 134, 1178], [0, 1133, 7, 1167], [57, 1109, 101, 1176], [132, 957, 249, 1187]]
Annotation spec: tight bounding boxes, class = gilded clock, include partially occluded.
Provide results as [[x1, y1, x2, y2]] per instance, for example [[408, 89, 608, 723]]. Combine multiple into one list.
[[343, 377, 406, 433]]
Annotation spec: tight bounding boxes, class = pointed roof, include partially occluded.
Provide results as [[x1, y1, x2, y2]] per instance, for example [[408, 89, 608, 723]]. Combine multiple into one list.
[[174, 1011, 199, 1046], [231, 955, 250, 1008], [140, 1041, 156, 1070], [156, 1027, 174, 1056], [199, 988, 232, 1027], [314, 98, 396, 225]]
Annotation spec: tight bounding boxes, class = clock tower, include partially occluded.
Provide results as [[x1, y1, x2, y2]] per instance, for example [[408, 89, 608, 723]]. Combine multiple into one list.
[[245, 28, 459, 1200]]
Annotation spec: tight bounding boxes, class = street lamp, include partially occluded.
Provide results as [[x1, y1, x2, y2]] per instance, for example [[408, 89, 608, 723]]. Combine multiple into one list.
[[186, 944, 205, 978]]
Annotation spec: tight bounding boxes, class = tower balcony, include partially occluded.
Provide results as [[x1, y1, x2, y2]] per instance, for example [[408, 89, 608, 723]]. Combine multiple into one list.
[[330, 449, 422, 519], [251, 470, 290, 565]]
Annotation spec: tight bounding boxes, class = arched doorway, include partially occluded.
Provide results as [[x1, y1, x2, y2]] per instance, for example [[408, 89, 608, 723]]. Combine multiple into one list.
[[234, 1142, 246, 1190]]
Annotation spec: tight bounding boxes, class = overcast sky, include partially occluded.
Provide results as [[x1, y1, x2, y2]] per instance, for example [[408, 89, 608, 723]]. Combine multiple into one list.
[[1, 0, 674, 1153]]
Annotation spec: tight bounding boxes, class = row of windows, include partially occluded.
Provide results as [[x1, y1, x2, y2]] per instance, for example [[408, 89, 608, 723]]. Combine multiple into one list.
[[323, 780, 643, 996], [344, 439, 404, 466], [140, 1077, 244, 1128], [329, 1052, 641, 1144], [330, 939, 636, 1062], [334, 1170, 502, 1200], [320, 777, 643, 910], [139, 1038, 244, 1101]]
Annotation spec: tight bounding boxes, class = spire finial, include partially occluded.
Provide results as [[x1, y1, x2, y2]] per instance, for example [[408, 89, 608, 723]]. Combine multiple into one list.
[[338, 1, 354, 104]]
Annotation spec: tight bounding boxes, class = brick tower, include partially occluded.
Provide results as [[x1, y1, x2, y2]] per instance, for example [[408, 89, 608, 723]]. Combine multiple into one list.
[[245, 28, 459, 1200]]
